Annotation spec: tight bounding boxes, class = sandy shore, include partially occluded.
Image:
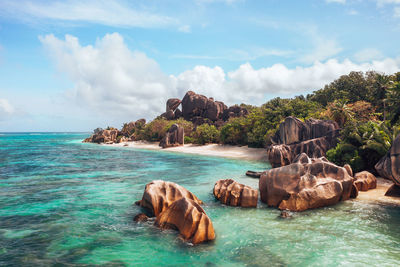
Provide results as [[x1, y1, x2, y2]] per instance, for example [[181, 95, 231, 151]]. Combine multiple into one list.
[[109, 141, 269, 161], [356, 178, 400, 206]]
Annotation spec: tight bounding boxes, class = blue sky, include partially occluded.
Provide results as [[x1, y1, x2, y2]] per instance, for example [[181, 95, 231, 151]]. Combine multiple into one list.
[[1, 0, 400, 131]]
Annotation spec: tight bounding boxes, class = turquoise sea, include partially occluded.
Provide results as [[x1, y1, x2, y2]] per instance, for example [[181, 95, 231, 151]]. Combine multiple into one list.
[[1, 133, 400, 266]]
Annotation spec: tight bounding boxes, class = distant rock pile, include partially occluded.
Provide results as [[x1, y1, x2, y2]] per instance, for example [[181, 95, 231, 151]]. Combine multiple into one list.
[[267, 117, 340, 168], [259, 153, 357, 211], [135, 180, 215, 245], [162, 91, 248, 125], [213, 179, 258, 207]]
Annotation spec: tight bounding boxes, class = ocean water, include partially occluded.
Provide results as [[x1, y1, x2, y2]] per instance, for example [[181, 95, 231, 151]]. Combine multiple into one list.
[[1, 133, 400, 267]]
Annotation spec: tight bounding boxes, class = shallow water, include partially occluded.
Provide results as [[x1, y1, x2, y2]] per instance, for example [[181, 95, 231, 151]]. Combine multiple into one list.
[[1, 133, 400, 266]]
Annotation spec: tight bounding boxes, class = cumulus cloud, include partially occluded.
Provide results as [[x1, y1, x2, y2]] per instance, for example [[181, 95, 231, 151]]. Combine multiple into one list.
[[40, 33, 400, 119], [0, 0, 177, 28], [354, 48, 384, 62], [0, 98, 15, 120]]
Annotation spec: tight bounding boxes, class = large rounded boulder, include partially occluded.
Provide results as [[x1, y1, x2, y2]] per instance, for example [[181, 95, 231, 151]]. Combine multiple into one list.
[[138, 180, 202, 216], [375, 134, 400, 186], [213, 179, 258, 207], [259, 154, 356, 211], [155, 197, 215, 244], [159, 124, 184, 148], [354, 171, 377, 191]]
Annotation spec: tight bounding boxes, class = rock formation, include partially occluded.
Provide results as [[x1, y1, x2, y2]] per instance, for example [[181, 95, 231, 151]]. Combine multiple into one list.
[[159, 124, 184, 148], [136, 180, 214, 245], [259, 154, 357, 211], [213, 179, 258, 207], [245, 170, 263, 178], [155, 197, 215, 244], [354, 171, 377, 191], [385, 184, 400, 197], [222, 105, 248, 121], [267, 117, 340, 168], [133, 213, 149, 223], [375, 134, 400, 187], [83, 129, 119, 144], [137, 180, 202, 217]]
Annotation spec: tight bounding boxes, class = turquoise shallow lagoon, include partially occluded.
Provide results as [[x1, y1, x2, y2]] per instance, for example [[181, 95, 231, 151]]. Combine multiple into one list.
[[1, 133, 400, 266]]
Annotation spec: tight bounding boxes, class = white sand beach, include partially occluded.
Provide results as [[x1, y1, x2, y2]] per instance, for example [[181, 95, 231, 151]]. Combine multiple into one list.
[[356, 178, 400, 206], [109, 141, 269, 161]]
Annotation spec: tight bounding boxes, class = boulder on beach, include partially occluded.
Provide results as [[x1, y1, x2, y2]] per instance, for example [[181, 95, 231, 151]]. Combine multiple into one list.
[[159, 124, 184, 148], [83, 129, 119, 144], [375, 134, 400, 187], [259, 154, 356, 211], [137, 180, 202, 216], [354, 171, 377, 191], [213, 179, 258, 207], [155, 197, 215, 244]]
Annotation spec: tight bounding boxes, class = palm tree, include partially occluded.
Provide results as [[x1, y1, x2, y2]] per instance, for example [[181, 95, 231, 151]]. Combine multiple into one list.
[[373, 74, 392, 121], [328, 99, 354, 127]]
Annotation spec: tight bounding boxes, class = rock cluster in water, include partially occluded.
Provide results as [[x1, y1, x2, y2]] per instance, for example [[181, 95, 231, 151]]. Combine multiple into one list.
[[267, 117, 340, 168], [259, 153, 357, 211], [135, 180, 215, 244], [213, 179, 258, 207], [354, 171, 377, 191]]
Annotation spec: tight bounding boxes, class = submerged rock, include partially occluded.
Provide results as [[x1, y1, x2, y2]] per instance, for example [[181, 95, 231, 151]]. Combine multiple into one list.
[[259, 154, 356, 211], [137, 180, 202, 217], [385, 184, 400, 197], [279, 210, 292, 218], [159, 124, 184, 148], [375, 134, 400, 186], [354, 171, 377, 191], [133, 213, 148, 223], [213, 179, 258, 207], [155, 197, 215, 244]]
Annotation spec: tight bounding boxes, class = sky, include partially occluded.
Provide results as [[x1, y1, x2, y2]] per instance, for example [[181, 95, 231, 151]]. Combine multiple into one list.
[[1, 0, 400, 132]]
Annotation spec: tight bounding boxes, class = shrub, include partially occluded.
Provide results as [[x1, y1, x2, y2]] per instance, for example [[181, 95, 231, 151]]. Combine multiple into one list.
[[192, 124, 220, 145]]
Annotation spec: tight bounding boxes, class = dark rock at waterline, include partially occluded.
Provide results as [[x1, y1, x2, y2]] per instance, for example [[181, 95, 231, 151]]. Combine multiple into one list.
[[83, 129, 119, 144], [354, 171, 377, 191], [245, 170, 263, 178], [159, 124, 184, 148], [133, 213, 148, 223], [385, 184, 400, 197], [279, 210, 292, 218], [213, 179, 258, 207], [259, 154, 357, 211], [155, 197, 215, 244], [375, 133, 400, 186]]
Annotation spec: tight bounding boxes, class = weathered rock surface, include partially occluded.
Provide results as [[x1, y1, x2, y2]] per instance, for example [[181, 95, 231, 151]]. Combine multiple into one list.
[[166, 98, 181, 112], [385, 184, 400, 197], [375, 134, 400, 186], [354, 171, 377, 191], [245, 170, 263, 178], [222, 105, 248, 121], [259, 154, 356, 211], [83, 129, 119, 144], [213, 179, 258, 207], [133, 213, 149, 223], [181, 91, 228, 122], [138, 180, 202, 217], [271, 117, 339, 145], [159, 124, 184, 148], [266, 134, 338, 168], [155, 197, 215, 244]]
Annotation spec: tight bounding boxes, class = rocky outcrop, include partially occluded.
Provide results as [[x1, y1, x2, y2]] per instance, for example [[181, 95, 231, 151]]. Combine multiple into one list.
[[385, 184, 400, 197], [213, 179, 258, 207], [165, 98, 182, 120], [133, 213, 149, 223], [155, 197, 215, 244], [137, 180, 202, 217], [222, 105, 248, 121], [375, 134, 400, 186], [271, 117, 339, 145], [266, 134, 339, 168], [259, 154, 357, 211], [159, 124, 184, 148], [83, 129, 119, 144], [354, 171, 377, 191], [181, 91, 228, 122]]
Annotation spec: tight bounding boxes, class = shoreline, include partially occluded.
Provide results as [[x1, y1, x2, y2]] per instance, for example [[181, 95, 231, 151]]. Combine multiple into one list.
[[108, 141, 269, 162], [106, 141, 399, 206]]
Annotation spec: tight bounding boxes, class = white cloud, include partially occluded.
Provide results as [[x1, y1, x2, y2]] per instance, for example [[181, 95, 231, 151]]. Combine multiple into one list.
[[0, 98, 15, 120], [395, 6, 400, 17], [178, 25, 191, 33], [354, 48, 384, 62], [0, 0, 177, 28], [40, 33, 400, 119], [326, 0, 346, 4], [376, 0, 400, 7]]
